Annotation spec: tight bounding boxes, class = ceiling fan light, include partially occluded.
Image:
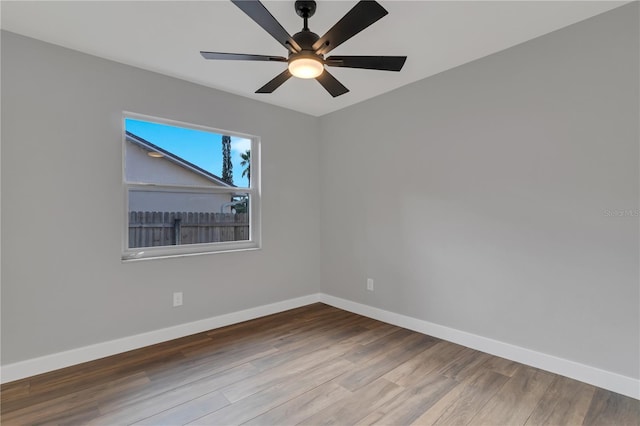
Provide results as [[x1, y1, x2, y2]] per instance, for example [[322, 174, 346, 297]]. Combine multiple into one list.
[[288, 57, 324, 79]]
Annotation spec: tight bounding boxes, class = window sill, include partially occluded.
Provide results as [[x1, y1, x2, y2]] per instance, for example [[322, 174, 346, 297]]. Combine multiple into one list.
[[122, 245, 261, 262]]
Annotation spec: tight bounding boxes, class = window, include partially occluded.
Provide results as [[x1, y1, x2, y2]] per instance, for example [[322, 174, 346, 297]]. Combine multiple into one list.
[[122, 113, 260, 260]]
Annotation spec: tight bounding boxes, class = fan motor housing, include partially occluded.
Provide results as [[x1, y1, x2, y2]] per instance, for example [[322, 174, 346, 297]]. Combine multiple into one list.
[[289, 30, 323, 66], [292, 30, 320, 50]]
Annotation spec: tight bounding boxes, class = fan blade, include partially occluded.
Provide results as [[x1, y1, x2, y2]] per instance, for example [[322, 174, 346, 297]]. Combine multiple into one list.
[[200, 52, 287, 62], [313, 1, 388, 55], [316, 70, 349, 97], [325, 55, 406, 71], [256, 69, 292, 93], [231, 0, 301, 53]]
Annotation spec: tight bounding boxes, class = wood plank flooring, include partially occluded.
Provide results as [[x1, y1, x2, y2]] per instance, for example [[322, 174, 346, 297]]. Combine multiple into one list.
[[1, 303, 638, 425]]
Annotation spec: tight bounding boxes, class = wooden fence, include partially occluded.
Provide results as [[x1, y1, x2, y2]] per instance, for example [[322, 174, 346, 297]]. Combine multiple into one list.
[[128, 211, 249, 248]]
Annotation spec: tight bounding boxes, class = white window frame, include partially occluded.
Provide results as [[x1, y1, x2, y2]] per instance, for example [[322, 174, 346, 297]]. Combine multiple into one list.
[[122, 112, 261, 261]]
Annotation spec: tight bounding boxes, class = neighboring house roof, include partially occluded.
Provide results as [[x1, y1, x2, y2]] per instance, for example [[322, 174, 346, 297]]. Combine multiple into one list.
[[126, 131, 235, 188]]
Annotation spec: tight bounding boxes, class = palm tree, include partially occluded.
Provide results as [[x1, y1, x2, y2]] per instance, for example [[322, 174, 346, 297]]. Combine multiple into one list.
[[240, 150, 250, 186], [221, 135, 233, 185]]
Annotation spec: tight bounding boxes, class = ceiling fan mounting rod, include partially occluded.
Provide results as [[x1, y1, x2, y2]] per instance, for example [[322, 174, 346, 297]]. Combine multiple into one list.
[[295, 0, 316, 31]]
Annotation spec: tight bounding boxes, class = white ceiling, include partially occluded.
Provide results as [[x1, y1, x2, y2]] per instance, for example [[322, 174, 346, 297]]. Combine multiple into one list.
[[1, 1, 626, 116]]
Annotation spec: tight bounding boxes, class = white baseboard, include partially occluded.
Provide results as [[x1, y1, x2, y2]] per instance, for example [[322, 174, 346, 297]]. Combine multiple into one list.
[[319, 294, 640, 400], [0, 293, 322, 384], [2, 292, 638, 400]]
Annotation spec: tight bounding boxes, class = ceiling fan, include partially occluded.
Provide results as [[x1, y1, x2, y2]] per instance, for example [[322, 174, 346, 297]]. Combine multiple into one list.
[[200, 0, 407, 97]]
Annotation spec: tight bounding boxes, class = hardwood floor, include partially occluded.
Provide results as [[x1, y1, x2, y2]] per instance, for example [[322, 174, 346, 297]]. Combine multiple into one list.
[[1, 303, 638, 425]]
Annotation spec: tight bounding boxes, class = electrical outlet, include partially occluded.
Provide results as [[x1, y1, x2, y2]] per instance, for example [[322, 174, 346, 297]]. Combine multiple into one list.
[[173, 292, 183, 307], [366, 278, 374, 292]]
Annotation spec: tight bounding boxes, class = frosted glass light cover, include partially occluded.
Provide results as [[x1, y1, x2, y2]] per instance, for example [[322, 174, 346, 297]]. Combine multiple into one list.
[[288, 57, 324, 79]]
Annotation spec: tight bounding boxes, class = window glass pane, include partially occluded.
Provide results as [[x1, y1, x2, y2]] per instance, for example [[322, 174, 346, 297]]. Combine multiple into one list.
[[123, 115, 259, 259], [128, 190, 250, 248], [125, 119, 251, 189]]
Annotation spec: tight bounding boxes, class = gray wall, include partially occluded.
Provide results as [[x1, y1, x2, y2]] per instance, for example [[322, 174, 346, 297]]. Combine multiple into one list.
[[1, 31, 321, 364], [319, 3, 639, 379]]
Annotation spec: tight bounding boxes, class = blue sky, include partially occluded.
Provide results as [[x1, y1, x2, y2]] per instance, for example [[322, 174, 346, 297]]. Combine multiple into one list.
[[126, 118, 251, 187]]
